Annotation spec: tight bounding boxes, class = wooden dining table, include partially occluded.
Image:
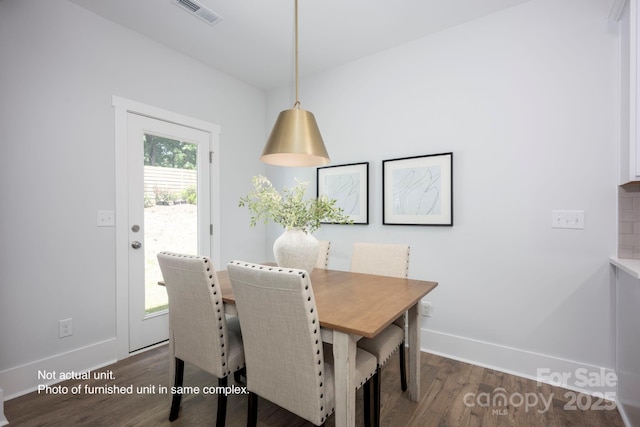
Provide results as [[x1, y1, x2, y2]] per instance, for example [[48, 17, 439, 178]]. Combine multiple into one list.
[[214, 266, 438, 427]]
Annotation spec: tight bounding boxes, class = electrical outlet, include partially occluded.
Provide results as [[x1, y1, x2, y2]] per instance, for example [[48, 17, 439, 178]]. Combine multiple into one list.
[[59, 318, 73, 338], [421, 301, 432, 317]]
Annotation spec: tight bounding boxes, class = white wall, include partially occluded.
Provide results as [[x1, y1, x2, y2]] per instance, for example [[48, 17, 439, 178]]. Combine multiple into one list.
[[0, 0, 621, 401], [0, 0, 267, 397], [267, 0, 619, 392]]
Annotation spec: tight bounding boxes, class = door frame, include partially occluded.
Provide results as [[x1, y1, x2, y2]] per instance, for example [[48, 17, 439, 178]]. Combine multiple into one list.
[[113, 96, 221, 360]]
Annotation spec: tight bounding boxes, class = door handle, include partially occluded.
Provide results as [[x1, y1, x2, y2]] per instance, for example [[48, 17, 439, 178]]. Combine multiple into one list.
[[131, 241, 142, 249]]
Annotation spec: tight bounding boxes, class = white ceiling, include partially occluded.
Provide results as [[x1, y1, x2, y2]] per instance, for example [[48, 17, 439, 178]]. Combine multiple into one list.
[[68, 0, 531, 90]]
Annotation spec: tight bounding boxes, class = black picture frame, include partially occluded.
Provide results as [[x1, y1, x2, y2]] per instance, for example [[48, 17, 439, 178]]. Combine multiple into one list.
[[382, 153, 453, 226], [317, 162, 369, 225]]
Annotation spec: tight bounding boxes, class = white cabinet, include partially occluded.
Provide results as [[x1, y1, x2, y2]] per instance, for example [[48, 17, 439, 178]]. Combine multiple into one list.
[[610, 258, 640, 426], [620, 0, 640, 184]]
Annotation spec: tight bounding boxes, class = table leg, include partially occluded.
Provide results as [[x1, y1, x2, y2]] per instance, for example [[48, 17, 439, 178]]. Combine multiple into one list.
[[408, 302, 421, 401], [333, 330, 356, 427]]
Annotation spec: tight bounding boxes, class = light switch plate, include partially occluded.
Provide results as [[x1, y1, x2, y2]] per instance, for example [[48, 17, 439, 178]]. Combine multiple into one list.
[[97, 210, 115, 227], [552, 210, 584, 229]]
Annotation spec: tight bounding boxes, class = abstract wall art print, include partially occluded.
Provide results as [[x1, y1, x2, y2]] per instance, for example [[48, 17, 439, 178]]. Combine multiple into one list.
[[317, 162, 369, 224], [383, 153, 453, 226]]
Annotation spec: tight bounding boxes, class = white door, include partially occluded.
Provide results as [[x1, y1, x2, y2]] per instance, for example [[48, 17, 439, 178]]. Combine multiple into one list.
[[127, 113, 212, 352]]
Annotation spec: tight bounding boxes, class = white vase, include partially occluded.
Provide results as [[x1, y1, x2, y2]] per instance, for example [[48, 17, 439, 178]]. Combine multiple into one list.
[[273, 228, 319, 274]]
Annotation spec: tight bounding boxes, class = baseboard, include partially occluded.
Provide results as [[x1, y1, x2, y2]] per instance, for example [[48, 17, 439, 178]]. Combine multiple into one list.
[[616, 400, 631, 427], [421, 329, 617, 397], [0, 387, 8, 426], [1, 331, 616, 406], [0, 338, 118, 401]]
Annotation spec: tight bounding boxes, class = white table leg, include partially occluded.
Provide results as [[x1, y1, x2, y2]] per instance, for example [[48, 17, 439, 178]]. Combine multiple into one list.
[[408, 302, 421, 401], [333, 330, 356, 427]]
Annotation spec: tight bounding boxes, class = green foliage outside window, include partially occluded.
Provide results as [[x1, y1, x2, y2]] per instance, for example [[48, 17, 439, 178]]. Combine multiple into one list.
[[182, 186, 197, 205], [144, 135, 196, 169]]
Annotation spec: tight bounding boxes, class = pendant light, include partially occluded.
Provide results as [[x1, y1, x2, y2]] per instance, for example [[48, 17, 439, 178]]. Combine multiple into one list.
[[260, 0, 330, 167]]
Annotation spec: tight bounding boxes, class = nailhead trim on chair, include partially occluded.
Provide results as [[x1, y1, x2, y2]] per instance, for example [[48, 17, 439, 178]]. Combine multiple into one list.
[[161, 252, 246, 378], [228, 260, 378, 425], [378, 345, 400, 368], [303, 270, 326, 420], [406, 246, 411, 277], [160, 252, 248, 426], [206, 257, 230, 373], [228, 260, 331, 422]]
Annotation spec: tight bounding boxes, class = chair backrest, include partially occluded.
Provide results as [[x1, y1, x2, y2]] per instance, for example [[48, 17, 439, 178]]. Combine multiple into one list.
[[227, 261, 329, 425], [157, 252, 231, 378], [350, 242, 410, 278], [315, 240, 331, 269]]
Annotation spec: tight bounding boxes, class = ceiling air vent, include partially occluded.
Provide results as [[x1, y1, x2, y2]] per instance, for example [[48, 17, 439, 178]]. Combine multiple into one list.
[[172, 0, 223, 26]]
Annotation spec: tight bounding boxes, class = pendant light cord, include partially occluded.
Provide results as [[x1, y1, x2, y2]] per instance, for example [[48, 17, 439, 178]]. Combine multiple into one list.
[[294, 0, 300, 109], [260, 0, 329, 165]]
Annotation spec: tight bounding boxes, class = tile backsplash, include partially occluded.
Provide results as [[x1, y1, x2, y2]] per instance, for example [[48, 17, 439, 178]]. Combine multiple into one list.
[[619, 183, 640, 258]]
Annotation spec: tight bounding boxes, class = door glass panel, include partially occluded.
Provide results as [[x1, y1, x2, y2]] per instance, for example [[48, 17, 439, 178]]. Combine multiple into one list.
[[143, 134, 198, 314]]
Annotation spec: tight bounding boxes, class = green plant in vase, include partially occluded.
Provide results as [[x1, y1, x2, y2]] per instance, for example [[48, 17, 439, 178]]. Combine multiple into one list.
[[239, 175, 351, 272]]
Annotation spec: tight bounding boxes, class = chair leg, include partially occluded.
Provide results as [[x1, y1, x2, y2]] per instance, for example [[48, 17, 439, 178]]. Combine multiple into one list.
[[363, 377, 372, 427], [373, 366, 381, 427], [216, 376, 228, 427], [399, 340, 407, 392], [169, 358, 185, 421], [234, 366, 246, 384], [247, 391, 258, 427]]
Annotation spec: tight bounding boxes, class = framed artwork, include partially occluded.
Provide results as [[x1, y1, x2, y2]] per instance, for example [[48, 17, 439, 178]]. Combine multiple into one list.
[[383, 152, 453, 226], [317, 162, 369, 224]]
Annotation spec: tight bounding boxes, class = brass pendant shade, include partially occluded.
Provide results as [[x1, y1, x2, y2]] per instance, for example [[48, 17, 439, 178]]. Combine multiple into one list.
[[260, 108, 329, 167], [260, 0, 330, 167]]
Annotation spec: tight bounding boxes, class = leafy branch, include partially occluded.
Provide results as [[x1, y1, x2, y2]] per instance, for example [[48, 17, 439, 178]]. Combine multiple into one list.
[[239, 175, 352, 234]]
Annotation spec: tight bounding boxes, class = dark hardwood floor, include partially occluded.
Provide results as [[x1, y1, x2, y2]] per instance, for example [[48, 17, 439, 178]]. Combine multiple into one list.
[[5, 345, 625, 426]]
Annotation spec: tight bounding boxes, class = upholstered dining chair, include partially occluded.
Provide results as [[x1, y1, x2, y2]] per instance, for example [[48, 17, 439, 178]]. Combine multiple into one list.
[[315, 240, 331, 269], [350, 242, 410, 426], [157, 252, 245, 427], [227, 261, 378, 427]]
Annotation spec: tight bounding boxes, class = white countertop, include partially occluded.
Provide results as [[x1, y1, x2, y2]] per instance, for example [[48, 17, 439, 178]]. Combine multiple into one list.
[[610, 256, 640, 279]]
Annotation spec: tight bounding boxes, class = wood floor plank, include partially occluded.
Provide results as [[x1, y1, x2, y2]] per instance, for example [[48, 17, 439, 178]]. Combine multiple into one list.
[[4, 345, 625, 427]]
